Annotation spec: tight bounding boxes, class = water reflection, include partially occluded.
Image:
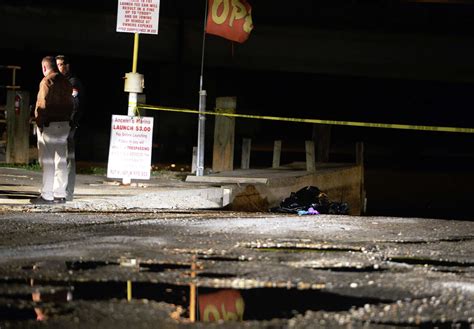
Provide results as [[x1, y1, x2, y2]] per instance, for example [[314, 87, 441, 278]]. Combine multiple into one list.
[[0, 257, 391, 324], [31, 279, 245, 323], [30, 279, 72, 321], [0, 277, 391, 324], [187, 256, 244, 322], [197, 289, 245, 322]]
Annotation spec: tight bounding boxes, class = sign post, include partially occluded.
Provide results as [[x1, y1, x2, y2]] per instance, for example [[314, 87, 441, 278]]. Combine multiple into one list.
[[112, 0, 160, 183], [116, 0, 160, 35]]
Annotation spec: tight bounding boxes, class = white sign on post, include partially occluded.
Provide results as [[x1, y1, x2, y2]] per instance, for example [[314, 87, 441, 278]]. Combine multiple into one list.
[[107, 115, 154, 180], [116, 0, 160, 35]]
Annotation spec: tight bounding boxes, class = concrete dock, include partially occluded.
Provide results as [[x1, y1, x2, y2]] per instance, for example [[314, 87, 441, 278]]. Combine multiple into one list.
[[0, 163, 363, 214], [187, 162, 364, 214]]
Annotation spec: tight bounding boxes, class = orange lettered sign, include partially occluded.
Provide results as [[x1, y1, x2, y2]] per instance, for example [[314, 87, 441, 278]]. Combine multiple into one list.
[[206, 0, 253, 43]]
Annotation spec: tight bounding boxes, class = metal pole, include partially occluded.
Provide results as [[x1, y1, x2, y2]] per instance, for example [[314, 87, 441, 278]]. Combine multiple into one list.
[[132, 33, 139, 73], [128, 33, 140, 117], [196, 0, 208, 177], [124, 33, 140, 184], [196, 89, 206, 176], [200, 1, 208, 82]]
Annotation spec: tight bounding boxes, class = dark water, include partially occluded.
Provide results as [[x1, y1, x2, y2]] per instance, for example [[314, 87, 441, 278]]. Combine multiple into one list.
[[1, 276, 471, 328], [0, 277, 391, 322]]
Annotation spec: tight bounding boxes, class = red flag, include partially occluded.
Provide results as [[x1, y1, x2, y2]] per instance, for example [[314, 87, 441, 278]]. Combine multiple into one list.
[[206, 0, 254, 43]]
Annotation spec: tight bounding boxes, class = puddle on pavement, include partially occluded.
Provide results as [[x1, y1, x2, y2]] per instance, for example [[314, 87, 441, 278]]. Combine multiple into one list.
[[66, 260, 119, 271], [62, 260, 190, 273], [196, 272, 237, 278], [0, 278, 390, 323], [197, 255, 248, 262], [439, 236, 474, 243], [380, 320, 471, 329], [0, 190, 37, 199], [245, 241, 363, 253], [254, 247, 362, 253], [387, 257, 474, 268], [388, 236, 474, 244], [0, 306, 38, 321], [309, 265, 386, 273], [139, 263, 190, 272]]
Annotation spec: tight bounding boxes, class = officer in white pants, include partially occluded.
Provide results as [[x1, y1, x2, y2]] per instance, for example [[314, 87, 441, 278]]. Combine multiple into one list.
[[36, 122, 70, 202], [31, 56, 73, 205]]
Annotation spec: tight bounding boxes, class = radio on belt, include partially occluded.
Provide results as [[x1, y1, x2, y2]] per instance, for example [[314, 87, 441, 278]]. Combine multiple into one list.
[[124, 72, 144, 93]]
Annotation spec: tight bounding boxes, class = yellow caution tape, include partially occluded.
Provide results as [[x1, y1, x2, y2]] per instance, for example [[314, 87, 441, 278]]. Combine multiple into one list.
[[137, 104, 474, 134]]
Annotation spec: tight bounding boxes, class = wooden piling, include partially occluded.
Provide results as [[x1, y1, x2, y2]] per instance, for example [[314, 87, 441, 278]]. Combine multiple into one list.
[[305, 140, 316, 172], [272, 140, 282, 168], [241, 138, 251, 169], [212, 97, 236, 172]]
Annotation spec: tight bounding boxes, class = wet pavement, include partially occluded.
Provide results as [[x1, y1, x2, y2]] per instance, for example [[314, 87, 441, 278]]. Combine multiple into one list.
[[0, 168, 473, 328]]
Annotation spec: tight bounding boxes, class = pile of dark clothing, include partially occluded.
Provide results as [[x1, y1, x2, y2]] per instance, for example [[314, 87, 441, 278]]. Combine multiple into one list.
[[270, 186, 349, 215]]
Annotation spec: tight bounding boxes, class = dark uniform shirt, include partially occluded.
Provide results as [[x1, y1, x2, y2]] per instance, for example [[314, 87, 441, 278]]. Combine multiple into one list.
[[67, 73, 85, 127]]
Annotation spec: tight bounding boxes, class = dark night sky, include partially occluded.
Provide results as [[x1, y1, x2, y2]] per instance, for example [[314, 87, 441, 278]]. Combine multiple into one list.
[[3, 0, 474, 34], [1, 1, 473, 152]]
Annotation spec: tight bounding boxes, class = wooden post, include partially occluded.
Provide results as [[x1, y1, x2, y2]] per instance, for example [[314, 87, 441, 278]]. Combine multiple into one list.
[[272, 140, 282, 168], [6, 90, 30, 164], [356, 141, 364, 166], [241, 138, 251, 169], [356, 141, 366, 213], [305, 140, 316, 172], [312, 124, 331, 163], [212, 97, 236, 172]]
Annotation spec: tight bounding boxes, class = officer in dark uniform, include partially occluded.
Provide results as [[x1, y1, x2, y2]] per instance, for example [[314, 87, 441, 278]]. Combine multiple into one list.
[[56, 55, 85, 201]]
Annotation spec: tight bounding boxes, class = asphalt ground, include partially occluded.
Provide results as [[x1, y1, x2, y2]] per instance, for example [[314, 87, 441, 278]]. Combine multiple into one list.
[[0, 169, 472, 328]]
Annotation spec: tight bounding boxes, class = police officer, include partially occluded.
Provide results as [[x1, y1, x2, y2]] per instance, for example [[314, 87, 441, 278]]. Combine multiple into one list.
[[32, 56, 73, 204], [56, 55, 85, 201]]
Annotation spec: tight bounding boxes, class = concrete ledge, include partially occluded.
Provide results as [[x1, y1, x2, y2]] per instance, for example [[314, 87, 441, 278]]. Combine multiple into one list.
[[187, 163, 364, 215], [67, 187, 231, 211], [186, 175, 269, 185]]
